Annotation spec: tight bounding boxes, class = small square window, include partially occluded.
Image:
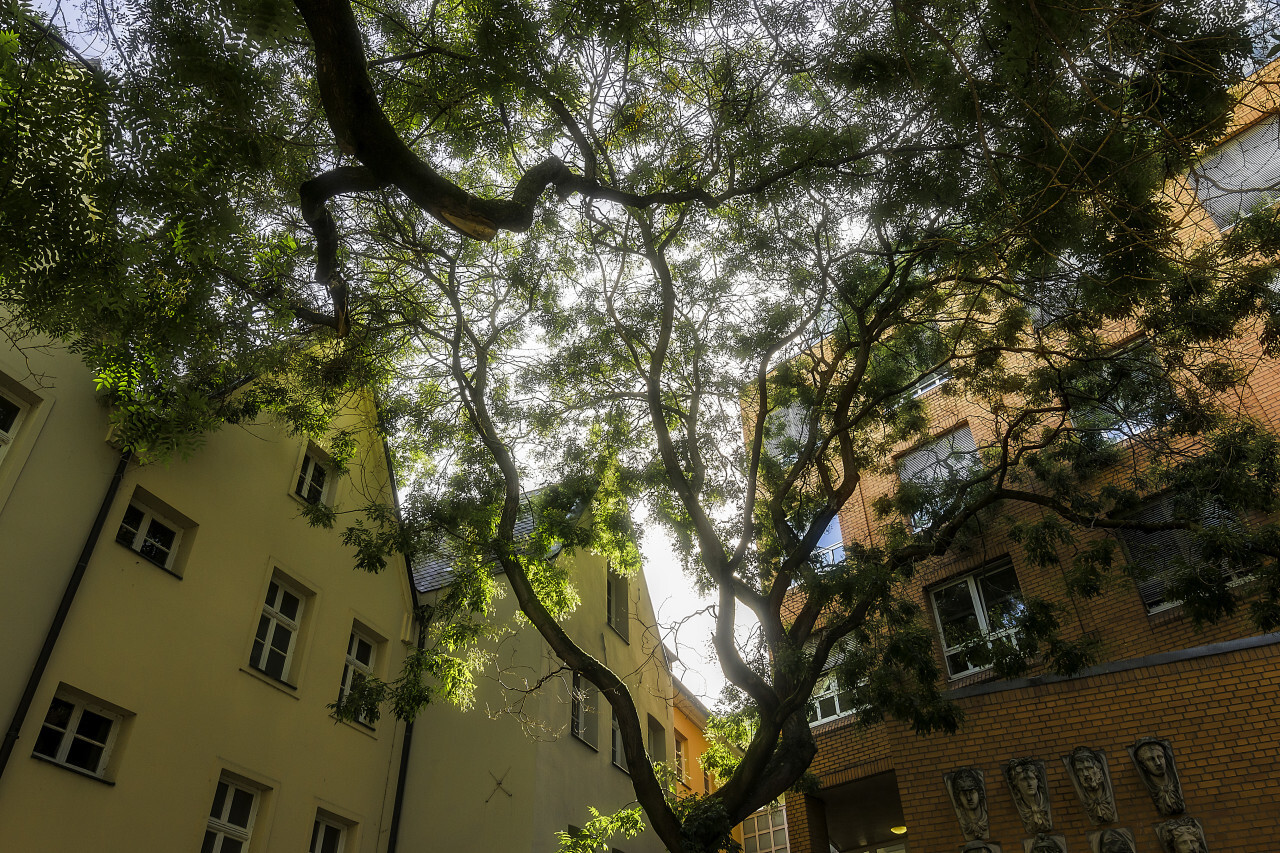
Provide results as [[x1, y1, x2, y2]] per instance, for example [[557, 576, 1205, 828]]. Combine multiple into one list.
[[250, 574, 308, 683], [115, 499, 186, 573], [31, 689, 124, 778], [310, 812, 350, 853], [337, 626, 379, 727], [295, 450, 331, 505], [204, 775, 262, 853]]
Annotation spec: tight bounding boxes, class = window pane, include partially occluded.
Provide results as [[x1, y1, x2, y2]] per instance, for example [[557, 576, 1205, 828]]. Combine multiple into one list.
[[355, 638, 373, 665], [75, 709, 114, 744], [32, 725, 64, 759], [228, 787, 254, 827], [321, 824, 342, 853], [0, 395, 19, 433], [269, 624, 293, 655], [978, 564, 1023, 629], [220, 839, 243, 853], [264, 647, 287, 680], [773, 828, 787, 847], [43, 697, 74, 729], [141, 520, 176, 562], [211, 781, 228, 819], [933, 582, 980, 648], [201, 830, 218, 853], [278, 589, 301, 622], [117, 505, 144, 546], [745, 836, 758, 853], [65, 738, 104, 772]]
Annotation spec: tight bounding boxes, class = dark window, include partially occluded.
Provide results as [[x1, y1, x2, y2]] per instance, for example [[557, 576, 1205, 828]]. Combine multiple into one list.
[[607, 570, 629, 641], [570, 672, 599, 749], [1117, 497, 1247, 613], [296, 452, 328, 504]]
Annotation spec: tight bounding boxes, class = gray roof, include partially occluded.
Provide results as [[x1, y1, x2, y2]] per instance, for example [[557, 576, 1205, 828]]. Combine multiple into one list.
[[410, 511, 538, 593]]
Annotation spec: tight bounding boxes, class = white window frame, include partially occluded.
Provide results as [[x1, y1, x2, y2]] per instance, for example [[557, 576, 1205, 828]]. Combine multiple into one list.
[[807, 671, 857, 726], [814, 515, 844, 568], [31, 690, 122, 778], [0, 385, 27, 464], [250, 574, 307, 683], [897, 426, 981, 530], [205, 775, 261, 853], [310, 813, 348, 853], [337, 626, 378, 726], [295, 449, 331, 506], [674, 731, 689, 784], [930, 557, 1025, 679], [910, 366, 951, 398], [115, 501, 183, 572], [742, 802, 789, 853], [611, 711, 628, 773], [570, 671, 599, 749]]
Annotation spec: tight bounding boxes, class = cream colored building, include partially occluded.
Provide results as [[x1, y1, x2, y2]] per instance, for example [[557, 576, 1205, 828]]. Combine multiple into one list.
[[0, 336, 698, 853], [397, 537, 676, 853], [0, 339, 416, 852]]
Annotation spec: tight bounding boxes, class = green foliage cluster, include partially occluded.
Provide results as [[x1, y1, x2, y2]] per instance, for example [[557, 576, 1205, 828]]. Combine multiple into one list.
[[4, 0, 1280, 850]]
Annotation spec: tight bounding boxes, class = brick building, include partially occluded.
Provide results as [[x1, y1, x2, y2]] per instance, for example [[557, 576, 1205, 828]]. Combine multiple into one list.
[[783, 62, 1280, 853]]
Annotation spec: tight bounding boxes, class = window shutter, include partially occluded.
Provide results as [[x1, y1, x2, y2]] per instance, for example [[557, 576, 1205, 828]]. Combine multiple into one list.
[[1193, 113, 1280, 229], [899, 426, 978, 484]]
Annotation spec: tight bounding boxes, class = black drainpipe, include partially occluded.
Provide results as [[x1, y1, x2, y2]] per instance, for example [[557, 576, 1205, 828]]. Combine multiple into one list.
[[0, 447, 132, 781], [380, 427, 420, 853]]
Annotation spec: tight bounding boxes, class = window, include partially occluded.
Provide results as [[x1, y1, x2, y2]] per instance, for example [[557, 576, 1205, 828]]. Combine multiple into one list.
[[910, 366, 950, 398], [570, 672, 599, 749], [646, 714, 666, 764], [674, 732, 689, 783], [115, 496, 187, 573], [337, 627, 377, 726], [607, 569, 629, 642], [31, 690, 122, 778], [0, 385, 26, 465], [1192, 113, 1280, 230], [807, 671, 857, 725], [310, 813, 348, 853], [897, 426, 981, 529], [743, 802, 789, 853], [295, 450, 330, 505], [250, 574, 307, 683], [611, 711, 628, 772], [930, 557, 1025, 678], [703, 766, 713, 794], [1117, 496, 1247, 613], [815, 515, 844, 567], [763, 401, 810, 464], [204, 775, 261, 853], [1068, 340, 1167, 447]]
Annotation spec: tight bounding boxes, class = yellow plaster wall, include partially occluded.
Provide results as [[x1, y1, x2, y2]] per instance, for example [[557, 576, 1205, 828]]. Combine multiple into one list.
[[0, 343, 415, 853], [398, 546, 676, 853]]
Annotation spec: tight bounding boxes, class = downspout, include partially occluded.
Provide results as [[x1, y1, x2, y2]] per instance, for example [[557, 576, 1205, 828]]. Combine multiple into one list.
[[379, 423, 420, 853], [0, 447, 132, 781]]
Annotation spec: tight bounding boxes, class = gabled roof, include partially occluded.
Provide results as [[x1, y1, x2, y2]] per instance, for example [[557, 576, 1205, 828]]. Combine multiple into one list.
[[410, 511, 538, 593]]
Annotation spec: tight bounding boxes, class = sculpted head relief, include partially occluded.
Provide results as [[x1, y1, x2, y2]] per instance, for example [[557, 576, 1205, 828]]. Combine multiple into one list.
[[947, 767, 989, 840], [1065, 746, 1117, 824], [1005, 758, 1052, 833], [1129, 737, 1185, 816]]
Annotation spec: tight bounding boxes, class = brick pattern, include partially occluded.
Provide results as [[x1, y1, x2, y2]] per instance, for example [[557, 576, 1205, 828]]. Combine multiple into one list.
[[791, 640, 1280, 852]]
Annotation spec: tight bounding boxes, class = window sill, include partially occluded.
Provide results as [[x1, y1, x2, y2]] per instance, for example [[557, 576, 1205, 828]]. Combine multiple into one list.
[[31, 753, 115, 785], [116, 542, 183, 579], [612, 763, 630, 775], [570, 733, 599, 753], [332, 714, 379, 739], [240, 666, 300, 699]]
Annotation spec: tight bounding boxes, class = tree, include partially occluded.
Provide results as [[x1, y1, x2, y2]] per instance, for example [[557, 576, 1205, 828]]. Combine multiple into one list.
[[3, 0, 1280, 850]]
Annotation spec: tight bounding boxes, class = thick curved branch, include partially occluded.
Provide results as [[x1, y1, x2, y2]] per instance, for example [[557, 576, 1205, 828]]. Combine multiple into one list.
[[299, 165, 386, 336]]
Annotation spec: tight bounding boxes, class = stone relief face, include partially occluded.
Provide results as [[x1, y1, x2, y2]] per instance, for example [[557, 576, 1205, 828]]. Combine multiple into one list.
[[1005, 758, 1052, 833], [1138, 743, 1166, 777], [1065, 746, 1117, 824], [1026, 835, 1065, 853], [1157, 817, 1207, 853], [1130, 738, 1184, 816], [946, 767, 989, 841], [1093, 828, 1136, 853]]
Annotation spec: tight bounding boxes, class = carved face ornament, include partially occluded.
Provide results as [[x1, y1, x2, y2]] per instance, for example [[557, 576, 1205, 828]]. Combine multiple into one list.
[[956, 779, 981, 811], [1171, 827, 1204, 853], [1138, 743, 1167, 778], [1073, 754, 1103, 791], [1014, 764, 1040, 799], [1098, 830, 1135, 853]]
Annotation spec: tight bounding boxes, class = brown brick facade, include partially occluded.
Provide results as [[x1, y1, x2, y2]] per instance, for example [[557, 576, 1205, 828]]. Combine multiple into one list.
[[790, 635, 1280, 852]]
